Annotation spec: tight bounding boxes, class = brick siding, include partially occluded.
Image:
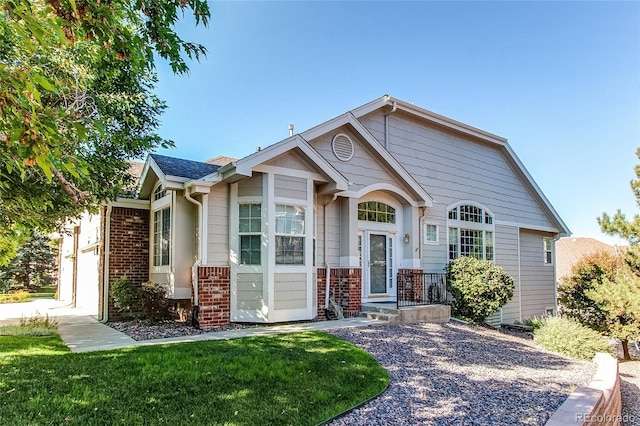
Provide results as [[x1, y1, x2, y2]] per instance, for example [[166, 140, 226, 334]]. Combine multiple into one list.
[[106, 207, 150, 321], [397, 268, 424, 303], [197, 266, 230, 327], [317, 268, 362, 319]]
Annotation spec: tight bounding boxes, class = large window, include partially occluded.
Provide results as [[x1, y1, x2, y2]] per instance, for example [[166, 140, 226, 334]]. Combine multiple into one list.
[[358, 201, 395, 223], [239, 203, 262, 265], [275, 204, 305, 265], [448, 204, 494, 261], [153, 207, 171, 266]]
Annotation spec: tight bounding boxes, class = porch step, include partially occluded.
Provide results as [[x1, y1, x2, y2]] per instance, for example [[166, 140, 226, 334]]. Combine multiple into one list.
[[359, 303, 400, 323]]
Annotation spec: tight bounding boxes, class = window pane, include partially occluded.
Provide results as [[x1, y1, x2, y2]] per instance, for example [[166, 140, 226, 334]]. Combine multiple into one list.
[[460, 229, 483, 259], [460, 205, 483, 223], [161, 208, 170, 265], [358, 201, 395, 224], [240, 235, 261, 265], [276, 236, 304, 265], [448, 227, 459, 260], [426, 224, 438, 242], [486, 231, 494, 261]]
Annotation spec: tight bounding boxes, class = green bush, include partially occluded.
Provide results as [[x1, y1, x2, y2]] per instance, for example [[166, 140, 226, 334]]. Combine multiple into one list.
[[139, 281, 170, 322], [110, 277, 138, 313], [533, 316, 611, 360], [445, 256, 514, 324], [0, 290, 31, 303], [111, 277, 169, 321]]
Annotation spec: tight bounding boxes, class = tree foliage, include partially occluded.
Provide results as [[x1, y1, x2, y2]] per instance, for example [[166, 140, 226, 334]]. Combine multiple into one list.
[[0, 230, 56, 293], [445, 256, 515, 324], [557, 251, 623, 332], [0, 0, 210, 235]]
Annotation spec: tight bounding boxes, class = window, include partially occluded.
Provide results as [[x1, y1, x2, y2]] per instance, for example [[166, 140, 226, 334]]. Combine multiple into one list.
[[543, 238, 553, 264], [448, 204, 494, 261], [358, 201, 395, 224], [424, 224, 438, 244], [153, 184, 167, 201], [239, 203, 261, 265], [153, 207, 171, 266], [275, 204, 305, 265]]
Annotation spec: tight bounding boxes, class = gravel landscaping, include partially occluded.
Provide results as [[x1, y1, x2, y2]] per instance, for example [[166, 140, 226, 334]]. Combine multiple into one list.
[[108, 319, 259, 340], [620, 361, 640, 426], [327, 322, 596, 426]]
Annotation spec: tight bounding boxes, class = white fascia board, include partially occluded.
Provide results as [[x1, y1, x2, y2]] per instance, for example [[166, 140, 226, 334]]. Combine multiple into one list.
[[502, 144, 571, 236], [138, 156, 162, 199], [110, 198, 151, 209]]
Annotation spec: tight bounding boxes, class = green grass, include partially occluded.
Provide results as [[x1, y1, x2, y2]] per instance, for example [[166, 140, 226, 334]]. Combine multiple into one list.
[[30, 285, 57, 299], [0, 331, 389, 425]]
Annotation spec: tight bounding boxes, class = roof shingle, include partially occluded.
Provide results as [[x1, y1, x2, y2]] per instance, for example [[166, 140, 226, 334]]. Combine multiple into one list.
[[150, 154, 220, 180]]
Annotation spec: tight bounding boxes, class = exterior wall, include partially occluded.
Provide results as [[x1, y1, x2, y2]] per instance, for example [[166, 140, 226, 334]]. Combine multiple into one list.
[[207, 183, 229, 266], [197, 266, 230, 327], [265, 150, 315, 172], [316, 196, 341, 267], [57, 226, 75, 303], [360, 110, 555, 230], [520, 230, 556, 319], [316, 267, 362, 318], [236, 273, 263, 310], [106, 207, 150, 321], [274, 273, 307, 310], [172, 191, 195, 299], [75, 213, 100, 313], [274, 174, 306, 199], [495, 225, 521, 323]]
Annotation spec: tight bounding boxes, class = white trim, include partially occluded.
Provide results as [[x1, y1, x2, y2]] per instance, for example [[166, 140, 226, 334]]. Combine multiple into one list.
[[201, 194, 209, 265], [517, 230, 522, 322], [340, 255, 360, 267], [341, 183, 426, 208], [446, 201, 495, 262], [110, 198, 150, 209], [424, 223, 439, 245], [229, 183, 239, 320], [446, 200, 495, 219], [265, 173, 275, 321], [253, 164, 327, 182], [494, 220, 559, 234], [543, 237, 554, 266]]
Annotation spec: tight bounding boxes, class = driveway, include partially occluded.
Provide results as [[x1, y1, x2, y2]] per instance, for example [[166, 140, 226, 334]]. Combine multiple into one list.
[[0, 298, 96, 325]]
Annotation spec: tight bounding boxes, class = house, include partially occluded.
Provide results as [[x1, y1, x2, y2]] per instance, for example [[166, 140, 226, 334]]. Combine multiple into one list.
[[61, 95, 570, 326], [556, 237, 626, 281]]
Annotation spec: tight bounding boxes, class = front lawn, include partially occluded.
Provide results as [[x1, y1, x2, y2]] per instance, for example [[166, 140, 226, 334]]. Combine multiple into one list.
[[0, 330, 389, 425]]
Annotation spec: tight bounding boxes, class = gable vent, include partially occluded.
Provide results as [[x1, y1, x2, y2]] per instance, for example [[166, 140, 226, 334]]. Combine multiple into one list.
[[332, 133, 354, 162]]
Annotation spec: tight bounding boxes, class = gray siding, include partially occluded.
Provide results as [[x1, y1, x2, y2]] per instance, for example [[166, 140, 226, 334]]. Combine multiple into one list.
[[316, 196, 340, 266], [361, 110, 555, 229], [266, 151, 315, 172], [237, 273, 263, 310], [274, 273, 307, 310], [238, 173, 263, 197], [275, 174, 306, 200], [207, 184, 229, 265], [520, 230, 556, 319], [309, 127, 401, 193], [495, 225, 521, 323]]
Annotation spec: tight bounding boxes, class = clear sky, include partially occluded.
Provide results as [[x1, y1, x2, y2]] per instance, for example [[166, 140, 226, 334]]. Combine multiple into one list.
[[152, 1, 640, 245]]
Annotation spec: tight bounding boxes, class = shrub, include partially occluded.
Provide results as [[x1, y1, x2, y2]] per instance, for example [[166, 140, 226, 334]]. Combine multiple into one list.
[[445, 257, 514, 324], [534, 316, 611, 361], [1, 313, 58, 336], [0, 290, 31, 304], [557, 251, 623, 332], [110, 277, 138, 313], [139, 281, 170, 322]]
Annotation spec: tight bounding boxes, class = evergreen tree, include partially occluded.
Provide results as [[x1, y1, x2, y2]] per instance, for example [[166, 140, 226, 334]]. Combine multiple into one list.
[[0, 230, 56, 292]]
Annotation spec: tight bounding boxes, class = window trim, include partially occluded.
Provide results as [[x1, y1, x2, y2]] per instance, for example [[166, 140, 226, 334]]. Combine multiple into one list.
[[447, 202, 495, 261], [238, 202, 262, 266], [150, 183, 172, 272], [275, 203, 306, 265], [543, 237, 554, 265], [424, 223, 439, 245]]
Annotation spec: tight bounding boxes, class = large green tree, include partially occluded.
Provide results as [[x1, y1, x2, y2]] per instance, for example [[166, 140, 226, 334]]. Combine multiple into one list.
[[0, 230, 56, 292], [0, 0, 210, 238]]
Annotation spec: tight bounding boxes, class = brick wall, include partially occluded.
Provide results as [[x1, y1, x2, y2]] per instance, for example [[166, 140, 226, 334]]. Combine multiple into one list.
[[197, 266, 230, 327], [107, 207, 150, 321], [317, 268, 362, 319], [397, 268, 424, 303]]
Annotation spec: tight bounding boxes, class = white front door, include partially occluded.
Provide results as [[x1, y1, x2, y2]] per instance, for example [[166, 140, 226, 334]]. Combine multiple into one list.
[[362, 231, 395, 301]]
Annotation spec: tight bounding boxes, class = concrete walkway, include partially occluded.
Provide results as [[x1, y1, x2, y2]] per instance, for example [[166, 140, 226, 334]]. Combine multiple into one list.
[[1, 299, 385, 353]]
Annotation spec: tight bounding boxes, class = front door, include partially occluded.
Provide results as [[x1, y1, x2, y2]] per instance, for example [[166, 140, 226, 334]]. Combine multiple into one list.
[[362, 232, 395, 301]]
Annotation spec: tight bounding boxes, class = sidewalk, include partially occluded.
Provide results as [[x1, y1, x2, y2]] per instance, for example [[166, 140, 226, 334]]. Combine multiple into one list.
[[1, 300, 385, 352]]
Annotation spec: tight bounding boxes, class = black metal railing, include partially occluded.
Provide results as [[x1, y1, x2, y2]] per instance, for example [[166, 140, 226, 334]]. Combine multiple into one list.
[[397, 272, 447, 308]]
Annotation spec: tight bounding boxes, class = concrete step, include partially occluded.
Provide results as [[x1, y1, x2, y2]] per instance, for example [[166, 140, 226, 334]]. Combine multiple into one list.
[[360, 303, 399, 315], [359, 311, 399, 323]]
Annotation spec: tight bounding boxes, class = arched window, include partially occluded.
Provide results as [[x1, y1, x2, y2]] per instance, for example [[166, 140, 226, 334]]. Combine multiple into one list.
[[357, 201, 396, 224], [153, 184, 167, 201], [447, 203, 494, 261]]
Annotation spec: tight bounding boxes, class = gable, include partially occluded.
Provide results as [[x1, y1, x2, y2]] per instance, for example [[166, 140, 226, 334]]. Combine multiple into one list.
[[264, 150, 319, 174]]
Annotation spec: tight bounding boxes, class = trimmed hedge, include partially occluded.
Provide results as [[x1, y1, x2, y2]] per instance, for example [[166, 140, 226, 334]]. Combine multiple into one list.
[[533, 316, 612, 360]]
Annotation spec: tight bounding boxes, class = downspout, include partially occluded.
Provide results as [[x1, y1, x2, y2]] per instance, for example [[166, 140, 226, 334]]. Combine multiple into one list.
[[100, 205, 113, 323], [184, 188, 202, 328], [383, 98, 398, 149], [324, 194, 338, 311]]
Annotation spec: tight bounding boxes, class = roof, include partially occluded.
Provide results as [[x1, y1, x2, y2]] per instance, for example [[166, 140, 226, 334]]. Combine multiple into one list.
[[205, 156, 237, 166], [556, 237, 626, 280], [149, 154, 220, 180]]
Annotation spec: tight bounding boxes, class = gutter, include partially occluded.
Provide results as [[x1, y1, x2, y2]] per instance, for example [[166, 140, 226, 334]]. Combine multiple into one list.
[[383, 96, 398, 149], [324, 194, 338, 311], [184, 188, 203, 328], [100, 204, 113, 323]]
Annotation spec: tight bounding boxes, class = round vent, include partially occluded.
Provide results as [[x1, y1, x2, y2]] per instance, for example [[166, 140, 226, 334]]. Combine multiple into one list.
[[332, 133, 354, 162]]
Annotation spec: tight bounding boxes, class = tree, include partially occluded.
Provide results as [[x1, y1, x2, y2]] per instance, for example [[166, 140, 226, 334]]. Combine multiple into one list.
[[557, 251, 623, 332], [0, 230, 56, 292], [586, 271, 640, 360], [0, 0, 210, 235], [445, 256, 515, 324]]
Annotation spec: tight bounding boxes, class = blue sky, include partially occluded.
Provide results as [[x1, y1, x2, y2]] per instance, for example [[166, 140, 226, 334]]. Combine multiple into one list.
[[153, 1, 640, 245]]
